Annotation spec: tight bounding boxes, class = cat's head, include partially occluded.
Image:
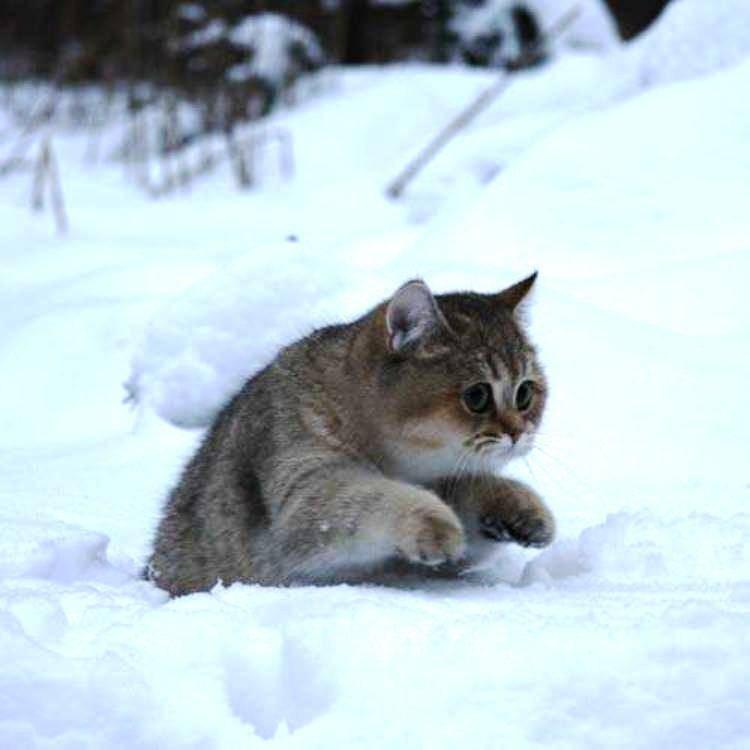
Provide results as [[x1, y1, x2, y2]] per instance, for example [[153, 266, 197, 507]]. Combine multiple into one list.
[[375, 274, 546, 481]]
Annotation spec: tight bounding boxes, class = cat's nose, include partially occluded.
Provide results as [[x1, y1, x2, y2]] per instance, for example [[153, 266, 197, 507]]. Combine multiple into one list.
[[507, 428, 523, 444], [498, 413, 524, 444]]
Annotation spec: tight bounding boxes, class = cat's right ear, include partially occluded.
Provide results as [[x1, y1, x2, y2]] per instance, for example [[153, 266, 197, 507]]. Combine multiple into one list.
[[494, 271, 538, 323], [385, 279, 446, 354]]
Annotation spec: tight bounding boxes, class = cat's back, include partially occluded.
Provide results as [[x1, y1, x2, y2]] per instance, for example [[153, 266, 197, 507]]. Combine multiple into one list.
[[162, 317, 363, 510]]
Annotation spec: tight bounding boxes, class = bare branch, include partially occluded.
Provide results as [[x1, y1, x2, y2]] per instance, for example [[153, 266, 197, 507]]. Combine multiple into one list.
[[385, 5, 581, 200]]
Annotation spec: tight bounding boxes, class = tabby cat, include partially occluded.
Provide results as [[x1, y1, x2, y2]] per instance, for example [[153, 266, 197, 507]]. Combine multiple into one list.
[[146, 274, 554, 594]]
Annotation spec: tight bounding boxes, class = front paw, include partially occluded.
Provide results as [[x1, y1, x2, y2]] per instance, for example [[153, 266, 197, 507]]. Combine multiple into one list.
[[395, 503, 466, 566], [480, 508, 555, 549]]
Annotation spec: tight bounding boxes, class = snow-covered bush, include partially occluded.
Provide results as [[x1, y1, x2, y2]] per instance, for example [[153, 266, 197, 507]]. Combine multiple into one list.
[[451, 2, 547, 69], [450, 0, 619, 70], [226, 14, 325, 89], [172, 10, 325, 121]]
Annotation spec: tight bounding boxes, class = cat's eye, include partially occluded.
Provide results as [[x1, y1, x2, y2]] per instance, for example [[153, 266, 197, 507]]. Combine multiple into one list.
[[515, 380, 535, 411], [462, 382, 493, 414]]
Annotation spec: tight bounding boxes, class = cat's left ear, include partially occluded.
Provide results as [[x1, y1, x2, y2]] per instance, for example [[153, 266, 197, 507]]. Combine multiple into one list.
[[495, 272, 537, 321], [385, 279, 447, 353]]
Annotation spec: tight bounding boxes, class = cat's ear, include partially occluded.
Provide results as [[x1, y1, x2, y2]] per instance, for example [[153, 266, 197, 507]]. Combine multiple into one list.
[[495, 272, 537, 320], [385, 279, 446, 353]]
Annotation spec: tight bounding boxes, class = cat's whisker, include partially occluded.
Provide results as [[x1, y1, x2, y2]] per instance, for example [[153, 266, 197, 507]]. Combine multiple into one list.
[[525, 443, 601, 504], [479, 452, 495, 482], [445, 446, 473, 503], [445, 454, 466, 501], [477, 442, 504, 486], [523, 456, 540, 484], [527, 430, 574, 450], [531, 441, 583, 474]]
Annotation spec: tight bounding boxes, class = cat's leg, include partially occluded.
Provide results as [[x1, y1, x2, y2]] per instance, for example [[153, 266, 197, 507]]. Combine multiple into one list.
[[254, 460, 466, 584], [434, 476, 555, 557]]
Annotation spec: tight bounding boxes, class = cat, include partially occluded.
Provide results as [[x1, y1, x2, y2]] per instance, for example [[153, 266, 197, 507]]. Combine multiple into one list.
[[145, 274, 554, 595]]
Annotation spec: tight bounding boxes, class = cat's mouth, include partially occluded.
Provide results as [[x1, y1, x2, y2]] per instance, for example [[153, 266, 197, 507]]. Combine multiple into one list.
[[469, 432, 534, 463]]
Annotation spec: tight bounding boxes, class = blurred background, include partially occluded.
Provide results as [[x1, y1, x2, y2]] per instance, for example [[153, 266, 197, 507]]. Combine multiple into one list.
[[2, 1, 671, 80], [1, 0, 673, 197]]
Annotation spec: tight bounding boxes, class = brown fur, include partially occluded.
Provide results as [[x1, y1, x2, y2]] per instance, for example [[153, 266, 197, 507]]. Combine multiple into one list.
[[145, 275, 554, 594]]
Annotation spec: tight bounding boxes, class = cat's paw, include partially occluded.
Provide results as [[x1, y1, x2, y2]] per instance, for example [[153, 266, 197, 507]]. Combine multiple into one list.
[[480, 508, 555, 549], [396, 503, 466, 566]]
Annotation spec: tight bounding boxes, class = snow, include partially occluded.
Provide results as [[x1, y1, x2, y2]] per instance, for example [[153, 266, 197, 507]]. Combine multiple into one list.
[[183, 19, 227, 51], [451, 3, 528, 64], [1, 5, 750, 749], [628, 0, 750, 86], [176, 13, 323, 85], [516, 0, 619, 50], [176, 3, 207, 24], [450, 0, 619, 70], [227, 14, 323, 83]]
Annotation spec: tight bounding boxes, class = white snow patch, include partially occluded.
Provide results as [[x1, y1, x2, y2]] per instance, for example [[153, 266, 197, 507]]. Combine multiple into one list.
[[227, 13, 323, 84], [183, 19, 227, 50], [522, 511, 750, 585], [526, 0, 620, 50], [628, 0, 750, 86], [0, 519, 123, 584], [127, 242, 369, 427]]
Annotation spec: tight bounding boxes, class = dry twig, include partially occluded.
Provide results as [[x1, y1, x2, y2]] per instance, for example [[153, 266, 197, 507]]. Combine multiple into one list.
[[385, 5, 581, 199], [31, 138, 68, 234]]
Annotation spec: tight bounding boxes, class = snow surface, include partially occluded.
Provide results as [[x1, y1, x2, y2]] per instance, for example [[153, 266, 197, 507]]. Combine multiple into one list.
[[628, 0, 750, 86], [1, 4, 750, 748]]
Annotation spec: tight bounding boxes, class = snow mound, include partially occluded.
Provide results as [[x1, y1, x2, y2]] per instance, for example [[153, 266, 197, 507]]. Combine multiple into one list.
[[127, 243, 371, 428], [628, 0, 750, 86], [0, 636, 159, 750], [4, 525, 747, 750], [522, 512, 750, 586], [0, 519, 125, 585], [421, 54, 750, 285]]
